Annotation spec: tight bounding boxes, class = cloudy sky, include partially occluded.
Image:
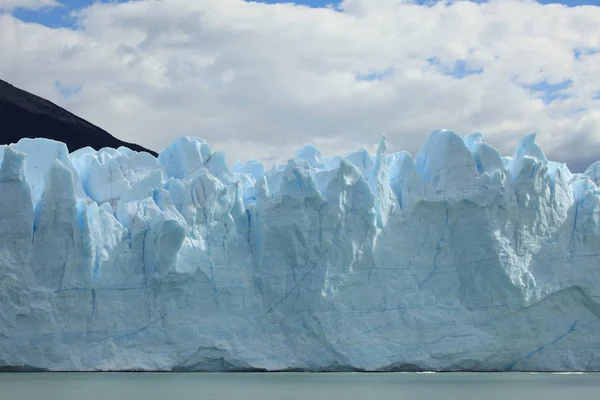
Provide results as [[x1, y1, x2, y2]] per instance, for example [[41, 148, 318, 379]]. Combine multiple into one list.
[[1, 0, 599, 170]]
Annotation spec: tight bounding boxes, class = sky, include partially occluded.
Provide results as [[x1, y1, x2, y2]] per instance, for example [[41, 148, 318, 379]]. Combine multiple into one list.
[[1, 0, 600, 171]]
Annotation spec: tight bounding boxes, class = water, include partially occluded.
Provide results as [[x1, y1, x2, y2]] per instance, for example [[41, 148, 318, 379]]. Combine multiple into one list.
[[2, 372, 600, 400]]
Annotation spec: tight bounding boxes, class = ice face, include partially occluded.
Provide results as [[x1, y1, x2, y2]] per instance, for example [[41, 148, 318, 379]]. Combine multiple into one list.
[[1, 132, 600, 372]]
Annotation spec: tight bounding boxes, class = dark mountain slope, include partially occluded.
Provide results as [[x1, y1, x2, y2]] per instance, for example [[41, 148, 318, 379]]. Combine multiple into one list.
[[0, 79, 157, 156]]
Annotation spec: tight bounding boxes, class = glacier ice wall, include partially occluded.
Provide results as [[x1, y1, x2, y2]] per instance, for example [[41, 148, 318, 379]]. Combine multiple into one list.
[[1, 131, 600, 372]]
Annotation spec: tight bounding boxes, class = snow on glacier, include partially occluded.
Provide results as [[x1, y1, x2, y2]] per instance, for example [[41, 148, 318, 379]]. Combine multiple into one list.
[[1, 130, 600, 372]]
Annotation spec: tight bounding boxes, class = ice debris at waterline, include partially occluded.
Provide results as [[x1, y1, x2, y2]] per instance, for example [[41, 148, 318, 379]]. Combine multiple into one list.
[[1, 130, 600, 372]]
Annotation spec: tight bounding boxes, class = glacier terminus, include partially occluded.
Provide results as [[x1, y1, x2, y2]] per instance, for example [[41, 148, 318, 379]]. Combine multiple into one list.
[[1, 130, 600, 372]]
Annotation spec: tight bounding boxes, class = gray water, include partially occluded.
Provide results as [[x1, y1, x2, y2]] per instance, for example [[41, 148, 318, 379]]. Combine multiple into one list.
[[1, 372, 599, 400]]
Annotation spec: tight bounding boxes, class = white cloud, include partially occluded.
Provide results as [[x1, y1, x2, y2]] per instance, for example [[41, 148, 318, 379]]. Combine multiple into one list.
[[0, 0, 59, 11], [1, 0, 599, 169]]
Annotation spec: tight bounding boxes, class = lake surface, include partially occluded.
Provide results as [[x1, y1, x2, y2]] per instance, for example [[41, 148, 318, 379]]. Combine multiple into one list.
[[2, 372, 599, 400]]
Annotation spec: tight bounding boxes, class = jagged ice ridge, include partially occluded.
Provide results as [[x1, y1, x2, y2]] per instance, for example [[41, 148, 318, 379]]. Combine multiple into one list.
[[1, 130, 600, 372]]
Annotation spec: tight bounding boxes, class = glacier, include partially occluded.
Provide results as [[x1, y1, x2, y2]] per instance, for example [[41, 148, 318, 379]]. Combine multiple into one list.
[[1, 130, 600, 372]]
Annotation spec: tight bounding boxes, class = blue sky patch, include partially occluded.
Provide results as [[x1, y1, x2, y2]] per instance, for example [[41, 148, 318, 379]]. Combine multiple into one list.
[[13, 7, 75, 29], [525, 79, 573, 104], [574, 48, 600, 60], [356, 69, 394, 82], [246, 0, 340, 7], [427, 58, 484, 79], [54, 81, 82, 100]]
